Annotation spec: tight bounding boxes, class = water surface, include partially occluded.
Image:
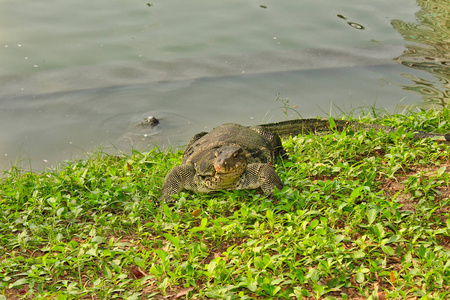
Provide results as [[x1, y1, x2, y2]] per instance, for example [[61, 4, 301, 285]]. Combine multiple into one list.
[[0, 0, 436, 170]]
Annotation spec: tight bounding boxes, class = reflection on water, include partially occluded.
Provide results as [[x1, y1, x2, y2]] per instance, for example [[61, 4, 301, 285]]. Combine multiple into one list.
[[336, 14, 365, 30], [392, 0, 450, 108]]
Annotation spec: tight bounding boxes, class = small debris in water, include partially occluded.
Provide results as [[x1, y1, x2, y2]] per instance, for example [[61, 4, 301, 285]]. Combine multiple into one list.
[[347, 22, 365, 30], [139, 116, 160, 127]]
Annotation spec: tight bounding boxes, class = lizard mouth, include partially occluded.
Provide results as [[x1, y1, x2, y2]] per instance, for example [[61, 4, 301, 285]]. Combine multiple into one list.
[[205, 161, 247, 190], [214, 161, 246, 174]]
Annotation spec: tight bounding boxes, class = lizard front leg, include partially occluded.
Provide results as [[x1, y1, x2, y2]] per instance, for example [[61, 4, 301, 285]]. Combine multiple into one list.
[[160, 164, 196, 203], [241, 163, 283, 198]]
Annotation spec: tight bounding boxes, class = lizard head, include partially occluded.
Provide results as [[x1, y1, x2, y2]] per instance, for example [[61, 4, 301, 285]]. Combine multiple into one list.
[[213, 145, 247, 175]]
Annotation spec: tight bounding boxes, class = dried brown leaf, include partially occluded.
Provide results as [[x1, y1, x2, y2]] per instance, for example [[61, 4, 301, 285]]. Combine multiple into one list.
[[131, 266, 146, 279], [174, 287, 194, 299]]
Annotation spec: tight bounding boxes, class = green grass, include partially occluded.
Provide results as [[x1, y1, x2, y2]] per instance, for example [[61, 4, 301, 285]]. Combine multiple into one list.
[[1, 109, 450, 299]]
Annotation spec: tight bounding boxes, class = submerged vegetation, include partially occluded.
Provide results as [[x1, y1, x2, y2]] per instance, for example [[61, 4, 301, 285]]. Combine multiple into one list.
[[1, 109, 450, 299]]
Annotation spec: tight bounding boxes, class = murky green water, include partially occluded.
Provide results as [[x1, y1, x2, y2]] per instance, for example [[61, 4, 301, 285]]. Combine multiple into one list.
[[0, 0, 446, 170]]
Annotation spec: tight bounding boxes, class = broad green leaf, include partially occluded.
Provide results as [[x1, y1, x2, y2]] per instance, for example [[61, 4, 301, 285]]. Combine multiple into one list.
[[272, 286, 281, 296], [352, 250, 365, 259], [47, 197, 57, 207], [56, 207, 65, 217], [56, 294, 68, 300], [372, 223, 385, 239], [382, 246, 394, 256], [309, 219, 319, 230], [214, 217, 229, 223], [350, 186, 365, 200], [253, 246, 262, 253], [77, 248, 85, 257], [355, 272, 365, 283], [124, 293, 141, 300], [163, 233, 180, 248], [93, 278, 101, 286], [247, 281, 258, 292], [200, 217, 208, 228], [334, 235, 345, 243], [154, 249, 167, 261], [91, 236, 107, 244], [9, 278, 29, 288], [404, 251, 412, 263], [437, 166, 446, 176], [104, 265, 112, 279], [307, 268, 320, 283], [86, 248, 97, 257], [326, 277, 342, 288], [328, 117, 337, 131], [366, 208, 377, 225], [207, 258, 219, 276], [189, 227, 204, 233], [271, 278, 284, 285], [134, 256, 145, 268]]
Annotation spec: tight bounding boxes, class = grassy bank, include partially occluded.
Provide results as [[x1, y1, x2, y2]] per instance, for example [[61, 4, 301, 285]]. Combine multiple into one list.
[[1, 109, 450, 299]]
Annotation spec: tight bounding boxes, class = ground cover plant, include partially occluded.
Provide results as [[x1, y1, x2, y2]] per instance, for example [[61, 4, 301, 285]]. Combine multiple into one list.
[[1, 108, 449, 299]]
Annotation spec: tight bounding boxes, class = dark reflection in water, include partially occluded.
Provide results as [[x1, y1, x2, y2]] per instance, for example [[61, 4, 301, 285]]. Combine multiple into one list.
[[392, 0, 450, 108], [336, 14, 365, 30]]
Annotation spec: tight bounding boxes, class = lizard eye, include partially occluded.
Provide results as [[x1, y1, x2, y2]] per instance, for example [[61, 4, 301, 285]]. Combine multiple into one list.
[[233, 148, 243, 158]]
